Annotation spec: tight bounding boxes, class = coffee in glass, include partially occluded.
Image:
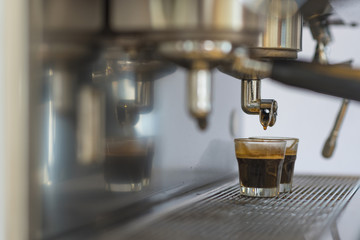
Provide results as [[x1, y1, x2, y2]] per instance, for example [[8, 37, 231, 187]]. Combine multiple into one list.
[[234, 138, 286, 197]]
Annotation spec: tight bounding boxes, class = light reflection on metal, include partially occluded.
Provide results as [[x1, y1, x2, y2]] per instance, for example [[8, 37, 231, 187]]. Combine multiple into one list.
[[41, 99, 55, 186], [241, 79, 277, 129], [48, 101, 55, 167], [77, 86, 105, 165], [134, 114, 155, 137]]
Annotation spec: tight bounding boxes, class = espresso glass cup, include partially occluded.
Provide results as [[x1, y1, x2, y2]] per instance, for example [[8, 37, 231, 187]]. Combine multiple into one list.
[[250, 137, 299, 193], [234, 138, 286, 197], [104, 138, 154, 192]]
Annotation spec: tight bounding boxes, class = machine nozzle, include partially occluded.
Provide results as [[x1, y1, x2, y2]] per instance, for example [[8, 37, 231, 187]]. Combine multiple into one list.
[[188, 65, 212, 130], [259, 100, 277, 130], [196, 117, 208, 130], [158, 40, 233, 130], [241, 79, 277, 129]]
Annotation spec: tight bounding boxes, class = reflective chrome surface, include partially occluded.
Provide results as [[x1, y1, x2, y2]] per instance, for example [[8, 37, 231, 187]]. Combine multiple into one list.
[[77, 86, 105, 165], [187, 67, 212, 129], [241, 80, 277, 129], [111, 0, 262, 43], [218, 49, 277, 129], [109, 0, 267, 128], [254, 0, 303, 59]]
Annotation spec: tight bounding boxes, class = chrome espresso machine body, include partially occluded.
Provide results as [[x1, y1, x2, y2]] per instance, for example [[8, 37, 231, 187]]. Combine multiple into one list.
[[1, 0, 360, 239]]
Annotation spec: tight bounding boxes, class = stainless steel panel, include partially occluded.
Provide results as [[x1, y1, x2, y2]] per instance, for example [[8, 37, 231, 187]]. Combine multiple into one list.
[[110, 0, 261, 32], [255, 1, 302, 59], [34, 68, 241, 239], [110, 0, 262, 45], [43, 0, 103, 31]]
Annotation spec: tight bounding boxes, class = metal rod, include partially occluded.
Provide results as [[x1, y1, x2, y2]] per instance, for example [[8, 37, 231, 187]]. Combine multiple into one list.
[[322, 99, 349, 158]]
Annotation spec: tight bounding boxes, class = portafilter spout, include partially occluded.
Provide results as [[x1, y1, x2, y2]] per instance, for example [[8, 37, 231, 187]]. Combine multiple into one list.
[[241, 79, 277, 130], [219, 48, 278, 129]]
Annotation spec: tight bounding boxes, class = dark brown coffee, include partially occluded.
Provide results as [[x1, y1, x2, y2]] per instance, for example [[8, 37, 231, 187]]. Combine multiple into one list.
[[280, 154, 296, 184], [236, 158, 283, 188], [104, 155, 151, 183]]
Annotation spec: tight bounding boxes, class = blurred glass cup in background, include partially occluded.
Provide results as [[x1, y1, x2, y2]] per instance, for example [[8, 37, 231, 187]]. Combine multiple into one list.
[[104, 138, 154, 192]]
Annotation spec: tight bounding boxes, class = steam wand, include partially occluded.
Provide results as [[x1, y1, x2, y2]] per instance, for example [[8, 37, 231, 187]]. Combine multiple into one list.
[[310, 15, 350, 158], [322, 99, 349, 158]]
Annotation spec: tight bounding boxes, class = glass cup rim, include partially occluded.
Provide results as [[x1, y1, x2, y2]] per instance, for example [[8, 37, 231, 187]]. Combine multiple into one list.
[[234, 138, 287, 144], [249, 136, 299, 142]]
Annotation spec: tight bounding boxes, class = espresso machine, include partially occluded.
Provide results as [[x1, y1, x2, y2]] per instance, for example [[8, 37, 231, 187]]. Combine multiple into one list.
[[1, 0, 360, 239]]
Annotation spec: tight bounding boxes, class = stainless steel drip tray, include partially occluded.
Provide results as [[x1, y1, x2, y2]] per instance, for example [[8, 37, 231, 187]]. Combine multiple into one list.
[[104, 175, 360, 240]]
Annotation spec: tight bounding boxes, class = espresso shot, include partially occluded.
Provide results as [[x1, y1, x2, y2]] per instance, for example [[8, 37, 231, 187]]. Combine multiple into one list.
[[234, 138, 286, 197], [236, 157, 283, 188]]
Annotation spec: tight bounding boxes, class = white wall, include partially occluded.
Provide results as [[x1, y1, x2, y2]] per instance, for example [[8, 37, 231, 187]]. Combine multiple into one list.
[[238, 26, 360, 175], [0, 0, 4, 238], [154, 69, 241, 170]]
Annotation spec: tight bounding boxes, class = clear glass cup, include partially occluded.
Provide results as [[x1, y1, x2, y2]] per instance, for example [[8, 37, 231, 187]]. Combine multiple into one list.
[[234, 138, 286, 197], [104, 138, 154, 192], [250, 137, 299, 193]]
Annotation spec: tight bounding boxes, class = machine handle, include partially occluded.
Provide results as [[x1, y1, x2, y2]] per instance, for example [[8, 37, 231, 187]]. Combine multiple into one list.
[[270, 60, 360, 101]]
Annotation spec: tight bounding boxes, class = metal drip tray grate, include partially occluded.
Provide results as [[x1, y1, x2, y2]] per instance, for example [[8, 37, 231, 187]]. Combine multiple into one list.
[[124, 175, 359, 240]]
